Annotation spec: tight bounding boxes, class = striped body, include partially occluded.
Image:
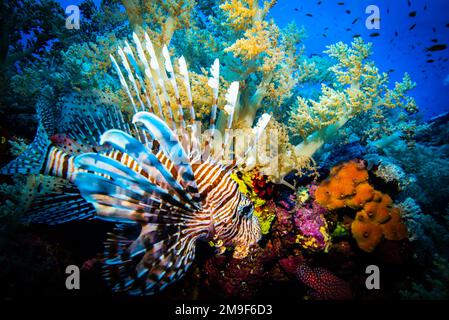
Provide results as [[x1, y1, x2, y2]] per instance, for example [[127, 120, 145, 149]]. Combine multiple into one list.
[[43, 147, 77, 182], [42, 144, 260, 246]]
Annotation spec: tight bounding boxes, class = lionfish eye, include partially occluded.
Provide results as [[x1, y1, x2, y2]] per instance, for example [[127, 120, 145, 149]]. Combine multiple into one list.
[[241, 204, 252, 216]]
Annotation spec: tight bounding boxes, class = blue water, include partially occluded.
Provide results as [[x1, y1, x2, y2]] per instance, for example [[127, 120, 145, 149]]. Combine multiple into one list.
[[269, 0, 449, 119], [57, 0, 449, 119]]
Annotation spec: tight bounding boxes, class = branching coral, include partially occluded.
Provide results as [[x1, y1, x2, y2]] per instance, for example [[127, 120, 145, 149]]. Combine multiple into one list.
[[220, 0, 276, 31], [289, 38, 419, 160], [117, 0, 195, 47], [250, 118, 317, 182], [216, 0, 305, 128], [61, 33, 121, 90]]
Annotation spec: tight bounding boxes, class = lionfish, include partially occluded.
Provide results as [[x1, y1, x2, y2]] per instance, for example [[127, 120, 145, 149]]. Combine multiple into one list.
[[1, 32, 270, 295]]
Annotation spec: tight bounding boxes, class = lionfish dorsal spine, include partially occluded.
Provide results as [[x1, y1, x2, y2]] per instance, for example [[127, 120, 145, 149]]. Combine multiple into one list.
[[208, 58, 220, 132], [110, 54, 138, 114], [132, 32, 164, 118], [123, 40, 154, 114], [143, 32, 177, 131], [117, 46, 145, 112], [178, 55, 201, 160], [222, 81, 239, 160], [162, 45, 186, 130]]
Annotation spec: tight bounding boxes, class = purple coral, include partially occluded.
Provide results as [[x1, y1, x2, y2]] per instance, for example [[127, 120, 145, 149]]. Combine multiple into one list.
[[293, 201, 330, 250]]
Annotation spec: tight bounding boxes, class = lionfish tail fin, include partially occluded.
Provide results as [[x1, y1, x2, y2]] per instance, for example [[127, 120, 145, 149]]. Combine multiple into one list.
[[0, 123, 50, 175], [102, 221, 196, 295]]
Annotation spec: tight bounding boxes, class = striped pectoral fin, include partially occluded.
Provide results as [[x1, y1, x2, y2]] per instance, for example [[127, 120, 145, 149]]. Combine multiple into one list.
[[74, 152, 195, 223], [100, 129, 199, 210], [102, 222, 197, 295], [24, 193, 96, 225], [132, 112, 202, 206]]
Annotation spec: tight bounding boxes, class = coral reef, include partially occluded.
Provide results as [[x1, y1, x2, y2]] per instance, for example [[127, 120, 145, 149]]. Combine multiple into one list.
[[289, 38, 418, 161], [1, 0, 448, 301], [315, 160, 408, 252], [293, 201, 331, 252]]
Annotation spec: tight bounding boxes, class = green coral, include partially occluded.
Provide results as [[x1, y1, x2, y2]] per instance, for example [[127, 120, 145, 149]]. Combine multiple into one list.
[[331, 222, 349, 239]]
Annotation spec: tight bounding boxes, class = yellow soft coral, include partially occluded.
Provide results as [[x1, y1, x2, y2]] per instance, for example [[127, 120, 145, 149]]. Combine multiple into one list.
[[220, 0, 276, 31], [226, 21, 275, 61], [121, 0, 195, 47], [289, 38, 419, 159]]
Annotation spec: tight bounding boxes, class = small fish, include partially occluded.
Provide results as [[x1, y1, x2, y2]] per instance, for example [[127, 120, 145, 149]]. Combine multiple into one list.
[[426, 44, 447, 52], [317, 1, 322, 5], [337, 2, 345, 6], [431, 39, 438, 43], [395, 31, 399, 36], [345, 10, 351, 14], [352, 17, 359, 24], [409, 24, 416, 30], [409, 11, 416, 17], [427, 59, 435, 63], [322, 33, 327, 37], [370, 32, 380, 37], [408, 0, 411, 7], [306, 13, 313, 17], [353, 34, 361, 38], [294, 7, 298, 11], [1, 32, 265, 295], [345, 28, 351, 31], [446, 23, 449, 28], [424, 4, 427, 10]]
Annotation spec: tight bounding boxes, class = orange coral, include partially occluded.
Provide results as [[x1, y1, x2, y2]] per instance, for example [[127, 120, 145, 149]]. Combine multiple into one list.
[[351, 218, 383, 253], [315, 160, 371, 210], [381, 208, 408, 241], [316, 160, 408, 252], [352, 204, 408, 252], [346, 183, 374, 209]]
